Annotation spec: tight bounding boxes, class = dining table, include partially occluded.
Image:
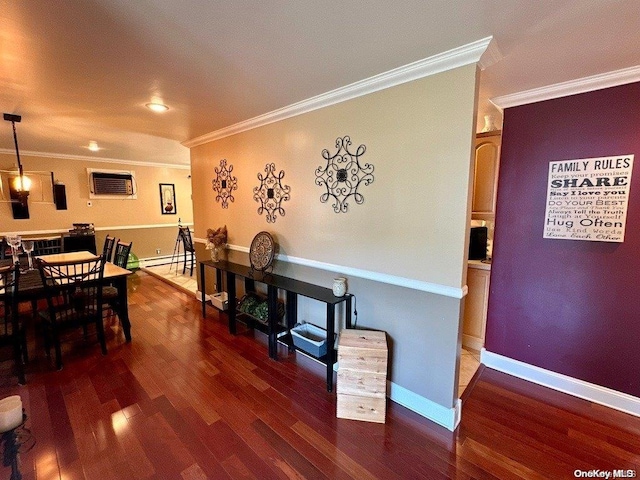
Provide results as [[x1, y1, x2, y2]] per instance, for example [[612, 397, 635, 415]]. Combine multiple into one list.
[[0, 251, 134, 341]]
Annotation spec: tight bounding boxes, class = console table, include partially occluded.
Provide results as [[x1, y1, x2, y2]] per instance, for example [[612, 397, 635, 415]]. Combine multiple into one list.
[[200, 260, 352, 392]]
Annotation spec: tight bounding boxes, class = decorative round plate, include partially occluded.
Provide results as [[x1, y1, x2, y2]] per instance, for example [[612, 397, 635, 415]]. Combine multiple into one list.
[[249, 231, 275, 271]]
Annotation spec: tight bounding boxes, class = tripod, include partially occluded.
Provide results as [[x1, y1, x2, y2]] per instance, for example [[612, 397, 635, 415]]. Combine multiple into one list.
[[169, 223, 195, 275], [169, 223, 183, 274]]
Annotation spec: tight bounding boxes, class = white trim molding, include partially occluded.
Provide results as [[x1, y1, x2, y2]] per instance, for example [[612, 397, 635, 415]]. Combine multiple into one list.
[[388, 381, 461, 431], [1, 222, 193, 237], [491, 65, 640, 110], [481, 349, 640, 418], [94, 222, 192, 231], [183, 37, 493, 147], [192, 239, 467, 299], [478, 37, 502, 71], [0, 148, 190, 170]]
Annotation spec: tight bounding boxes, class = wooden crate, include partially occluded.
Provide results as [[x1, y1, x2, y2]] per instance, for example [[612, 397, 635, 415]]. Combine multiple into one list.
[[336, 329, 388, 423]]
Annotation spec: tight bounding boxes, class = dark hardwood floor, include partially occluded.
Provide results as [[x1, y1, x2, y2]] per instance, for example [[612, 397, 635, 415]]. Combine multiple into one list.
[[1, 271, 639, 479]]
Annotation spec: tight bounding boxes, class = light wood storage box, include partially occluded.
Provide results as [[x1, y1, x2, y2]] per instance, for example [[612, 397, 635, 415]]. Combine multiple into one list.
[[336, 329, 388, 423]]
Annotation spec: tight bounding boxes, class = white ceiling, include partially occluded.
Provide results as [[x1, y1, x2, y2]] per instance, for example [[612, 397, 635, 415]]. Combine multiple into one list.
[[1, 0, 639, 166]]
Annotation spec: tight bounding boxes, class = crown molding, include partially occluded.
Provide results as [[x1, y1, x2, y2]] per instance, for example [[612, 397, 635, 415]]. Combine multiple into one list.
[[478, 37, 502, 71], [491, 65, 640, 110], [0, 148, 190, 170], [183, 37, 493, 147]]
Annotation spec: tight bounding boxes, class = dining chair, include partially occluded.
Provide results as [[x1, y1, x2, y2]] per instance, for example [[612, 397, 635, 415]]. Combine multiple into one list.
[[112, 241, 132, 269], [0, 264, 28, 384], [178, 227, 195, 276], [37, 256, 107, 370], [101, 241, 132, 326], [102, 235, 118, 263], [33, 237, 62, 256]]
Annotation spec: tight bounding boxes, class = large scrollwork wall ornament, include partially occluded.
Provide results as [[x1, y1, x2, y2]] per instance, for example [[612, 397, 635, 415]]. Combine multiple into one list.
[[253, 163, 291, 223], [211, 159, 238, 208], [315, 136, 374, 213]]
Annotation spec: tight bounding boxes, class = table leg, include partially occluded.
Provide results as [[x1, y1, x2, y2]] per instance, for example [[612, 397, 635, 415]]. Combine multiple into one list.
[[226, 271, 236, 335], [267, 285, 278, 360], [115, 276, 131, 342], [326, 303, 335, 392], [285, 292, 297, 351], [345, 295, 352, 329], [200, 262, 207, 318]]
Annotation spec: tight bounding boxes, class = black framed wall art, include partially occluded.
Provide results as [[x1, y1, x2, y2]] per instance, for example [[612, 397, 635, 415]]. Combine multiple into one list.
[[160, 183, 176, 214]]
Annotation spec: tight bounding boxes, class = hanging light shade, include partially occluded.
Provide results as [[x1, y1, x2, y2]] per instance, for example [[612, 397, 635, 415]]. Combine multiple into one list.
[[3, 113, 31, 219], [12, 174, 31, 192]]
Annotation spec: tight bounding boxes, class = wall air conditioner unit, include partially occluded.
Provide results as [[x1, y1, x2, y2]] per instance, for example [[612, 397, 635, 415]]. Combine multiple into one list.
[[88, 168, 137, 199]]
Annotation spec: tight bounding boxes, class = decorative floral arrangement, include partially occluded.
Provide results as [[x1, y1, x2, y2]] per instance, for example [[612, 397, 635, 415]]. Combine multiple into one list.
[[205, 226, 227, 261], [206, 225, 227, 249]]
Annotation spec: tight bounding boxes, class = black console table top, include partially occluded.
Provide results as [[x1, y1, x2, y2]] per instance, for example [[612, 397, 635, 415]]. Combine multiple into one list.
[[200, 259, 351, 392], [200, 260, 345, 305]]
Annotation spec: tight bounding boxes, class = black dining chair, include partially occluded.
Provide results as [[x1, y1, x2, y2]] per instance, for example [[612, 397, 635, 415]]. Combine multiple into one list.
[[178, 226, 195, 276], [0, 263, 28, 384], [102, 235, 118, 263], [101, 241, 132, 324], [33, 237, 62, 256], [111, 241, 132, 270], [37, 256, 107, 370]]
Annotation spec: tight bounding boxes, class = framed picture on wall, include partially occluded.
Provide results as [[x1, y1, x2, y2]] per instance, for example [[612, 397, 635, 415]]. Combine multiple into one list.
[[159, 183, 176, 215]]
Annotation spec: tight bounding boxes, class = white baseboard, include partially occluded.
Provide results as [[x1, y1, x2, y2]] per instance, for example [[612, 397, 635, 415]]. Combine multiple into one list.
[[481, 349, 640, 418], [139, 255, 175, 267], [387, 381, 461, 431]]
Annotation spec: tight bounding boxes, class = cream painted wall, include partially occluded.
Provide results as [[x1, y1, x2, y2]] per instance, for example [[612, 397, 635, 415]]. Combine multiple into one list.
[[192, 67, 475, 288], [0, 153, 193, 258], [191, 65, 478, 412]]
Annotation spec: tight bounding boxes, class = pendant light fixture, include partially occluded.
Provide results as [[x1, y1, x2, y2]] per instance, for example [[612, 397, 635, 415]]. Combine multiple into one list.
[[3, 113, 31, 217]]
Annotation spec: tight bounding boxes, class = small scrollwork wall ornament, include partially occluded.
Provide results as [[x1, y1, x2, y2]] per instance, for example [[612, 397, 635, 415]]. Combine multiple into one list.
[[253, 163, 291, 223], [315, 136, 374, 213], [212, 159, 238, 208]]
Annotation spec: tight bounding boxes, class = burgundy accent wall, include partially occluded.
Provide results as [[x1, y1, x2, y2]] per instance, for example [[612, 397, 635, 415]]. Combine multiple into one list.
[[486, 82, 640, 397]]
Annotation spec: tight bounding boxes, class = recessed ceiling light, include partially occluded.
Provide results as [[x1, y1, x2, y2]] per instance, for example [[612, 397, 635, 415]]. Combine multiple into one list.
[[88, 141, 100, 152], [146, 102, 169, 112]]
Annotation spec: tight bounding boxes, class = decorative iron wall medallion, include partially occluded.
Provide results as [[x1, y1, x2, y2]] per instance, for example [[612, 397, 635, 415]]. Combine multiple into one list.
[[253, 163, 291, 223], [212, 159, 237, 208], [315, 136, 374, 213]]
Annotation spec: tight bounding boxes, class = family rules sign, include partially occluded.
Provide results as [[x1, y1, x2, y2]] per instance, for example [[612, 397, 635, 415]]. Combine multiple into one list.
[[544, 155, 634, 242]]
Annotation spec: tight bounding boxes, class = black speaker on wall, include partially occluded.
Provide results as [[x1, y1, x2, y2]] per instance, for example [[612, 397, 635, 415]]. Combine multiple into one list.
[[54, 184, 67, 210]]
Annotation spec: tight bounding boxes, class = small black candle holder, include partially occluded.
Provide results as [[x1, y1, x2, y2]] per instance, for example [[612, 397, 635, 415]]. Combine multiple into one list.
[[1, 412, 35, 480]]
